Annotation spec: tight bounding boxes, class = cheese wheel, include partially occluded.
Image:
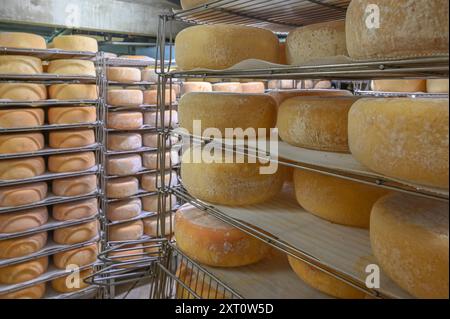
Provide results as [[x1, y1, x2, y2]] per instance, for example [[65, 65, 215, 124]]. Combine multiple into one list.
[[143, 214, 174, 237], [179, 92, 276, 136], [143, 89, 175, 105], [181, 82, 212, 95], [0, 257, 48, 284], [176, 262, 226, 299], [108, 220, 144, 241], [287, 20, 347, 65], [107, 133, 142, 151], [52, 175, 97, 197], [48, 152, 96, 173], [181, 147, 286, 206], [346, 0, 449, 60], [0, 55, 43, 74], [49, 129, 95, 149], [175, 204, 269, 267], [269, 89, 352, 105], [107, 154, 142, 176], [106, 177, 139, 199], [0, 108, 44, 128], [107, 89, 143, 107], [107, 198, 142, 222], [212, 82, 242, 93], [314, 81, 332, 90], [0, 157, 45, 180], [141, 68, 158, 83], [176, 25, 280, 70], [108, 244, 145, 267], [143, 133, 178, 148], [53, 35, 98, 52], [51, 268, 92, 293], [0, 182, 47, 207], [53, 244, 98, 269], [0, 207, 48, 233], [372, 80, 427, 93], [180, 0, 208, 9], [240, 82, 265, 94], [0, 232, 47, 259], [348, 98, 449, 188], [107, 112, 143, 130], [48, 106, 96, 124], [53, 220, 98, 244], [49, 84, 98, 100], [0, 32, 46, 50], [268, 80, 297, 90], [288, 256, 367, 299], [427, 79, 449, 94], [107, 67, 141, 83], [143, 110, 178, 128], [142, 151, 178, 170], [0, 283, 46, 299], [52, 198, 98, 221], [277, 97, 359, 153], [141, 171, 178, 192], [47, 60, 96, 76], [293, 169, 389, 228], [0, 132, 44, 154], [0, 83, 47, 101], [371, 193, 449, 299], [142, 194, 175, 213]]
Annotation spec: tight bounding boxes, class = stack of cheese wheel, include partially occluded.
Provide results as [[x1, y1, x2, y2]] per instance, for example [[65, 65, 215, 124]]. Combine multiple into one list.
[[0, 32, 47, 50], [181, 82, 212, 95]]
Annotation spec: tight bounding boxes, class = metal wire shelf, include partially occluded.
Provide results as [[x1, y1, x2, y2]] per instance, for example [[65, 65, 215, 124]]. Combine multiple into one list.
[[355, 90, 449, 98], [0, 143, 101, 160], [104, 58, 156, 68], [0, 122, 100, 134], [0, 99, 99, 108], [46, 285, 99, 299], [0, 74, 97, 84], [0, 47, 96, 60]]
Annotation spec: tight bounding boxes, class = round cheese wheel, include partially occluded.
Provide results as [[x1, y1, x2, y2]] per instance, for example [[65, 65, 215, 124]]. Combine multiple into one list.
[[107, 67, 141, 83], [0, 182, 47, 207], [176, 262, 226, 299], [142, 194, 175, 213], [288, 256, 367, 299], [269, 89, 352, 105], [0, 55, 43, 74], [277, 97, 359, 152], [52, 174, 97, 197], [107, 111, 143, 130], [48, 152, 96, 173], [143, 89, 176, 106], [108, 220, 144, 241], [108, 244, 145, 267], [107, 133, 142, 151], [372, 80, 427, 93], [287, 20, 347, 65], [0, 207, 48, 233], [268, 80, 297, 90], [212, 82, 242, 93], [53, 220, 98, 244], [0, 83, 47, 101], [181, 147, 286, 206], [371, 193, 449, 299], [106, 177, 139, 199], [0, 257, 48, 284], [427, 79, 449, 94], [48, 84, 98, 100], [346, 0, 449, 60], [0, 32, 46, 49], [0, 132, 44, 154], [143, 214, 174, 237], [53, 35, 98, 52], [107, 89, 143, 107], [0, 108, 44, 128], [52, 198, 98, 221], [348, 98, 449, 188], [293, 169, 389, 228], [143, 133, 170, 148], [51, 268, 92, 293], [175, 204, 270, 267], [240, 82, 265, 94], [176, 25, 280, 70], [180, 0, 208, 9], [179, 92, 276, 136], [142, 151, 178, 170], [143, 110, 178, 128], [141, 171, 177, 192], [47, 59, 96, 76], [106, 154, 142, 176], [48, 106, 96, 124], [0, 232, 47, 259], [141, 68, 158, 83], [0, 157, 45, 180], [107, 198, 142, 222], [314, 80, 332, 90], [53, 244, 98, 269], [49, 129, 95, 149], [0, 283, 46, 299], [181, 82, 212, 95]]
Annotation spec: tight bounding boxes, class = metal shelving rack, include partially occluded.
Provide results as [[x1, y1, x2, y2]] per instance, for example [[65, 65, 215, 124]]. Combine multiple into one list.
[[0, 47, 103, 299], [151, 0, 449, 300]]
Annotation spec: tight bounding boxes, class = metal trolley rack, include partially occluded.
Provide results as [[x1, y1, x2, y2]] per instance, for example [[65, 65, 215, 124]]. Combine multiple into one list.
[[0, 47, 103, 299], [145, 0, 449, 300]]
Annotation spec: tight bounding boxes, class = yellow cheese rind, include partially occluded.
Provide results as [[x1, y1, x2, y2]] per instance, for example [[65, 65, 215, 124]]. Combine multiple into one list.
[[0, 108, 44, 128], [370, 193, 449, 299], [0, 132, 44, 154], [212, 82, 242, 93], [0, 55, 43, 74], [346, 0, 449, 60], [48, 106, 96, 124], [0, 83, 47, 101], [107, 154, 142, 176], [107, 133, 142, 151], [53, 220, 98, 244], [0, 157, 45, 180], [107, 67, 141, 83], [49, 129, 95, 148], [0, 32, 46, 49], [53, 35, 98, 52], [52, 175, 97, 197], [47, 59, 96, 76], [141, 171, 178, 192], [0, 257, 48, 285], [142, 194, 175, 213], [372, 80, 426, 93], [107, 198, 142, 222], [0, 283, 46, 299], [107, 112, 143, 130], [52, 198, 98, 221], [293, 169, 389, 228], [0, 232, 47, 259], [108, 89, 143, 107], [143, 110, 178, 128], [427, 79, 449, 94], [269, 89, 352, 105], [241, 82, 265, 94], [48, 152, 96, 173], [108, 220, 144, 241], [175, 25, 280, 70], [51, 269, 92, 293], [48, 84, 98, 100], [143, 89, 175, 105], [0, 207, 48, 233], [181, 82, 212, 95], [348, 98, 449, 188], [53, 244, 98, 269], [0, 182, 47, 207], [106, 177, 139, 199]]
